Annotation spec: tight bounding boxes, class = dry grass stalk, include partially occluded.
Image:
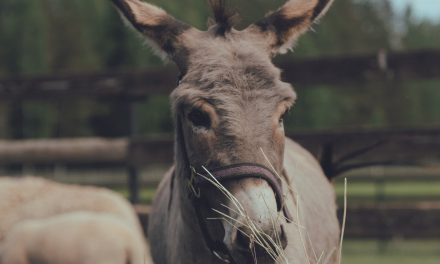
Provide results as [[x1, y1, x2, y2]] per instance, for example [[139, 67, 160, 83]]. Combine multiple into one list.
[[316, 252, 325, 264], [322, 247, 337, 264], [199, 150, 348, 264], [200, 164, 316, 264], [265, 206, 323, 263], [296, 197, 311, 264], [250, 234, 258, 264], [260, 149, 317, 263], [338, 178, 347, 264], [199, 167, 287, 263]]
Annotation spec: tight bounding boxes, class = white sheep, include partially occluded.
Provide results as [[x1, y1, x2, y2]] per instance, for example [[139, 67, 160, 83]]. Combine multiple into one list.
[[0, 211, 147, 264], [0, 176, 152, 263], [0, 176, 143, 243]]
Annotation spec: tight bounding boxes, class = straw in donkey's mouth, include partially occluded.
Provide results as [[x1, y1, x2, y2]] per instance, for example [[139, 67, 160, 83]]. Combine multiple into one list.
[[200, 166, 287, 263], [200, 149, 348, 264]]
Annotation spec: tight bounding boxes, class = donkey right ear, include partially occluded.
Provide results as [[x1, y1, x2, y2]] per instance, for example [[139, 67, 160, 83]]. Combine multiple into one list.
[[245, 0, 335, 56], [109, 0, 194, 68]]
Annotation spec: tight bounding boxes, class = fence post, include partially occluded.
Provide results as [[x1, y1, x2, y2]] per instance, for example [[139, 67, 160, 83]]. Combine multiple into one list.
[[128, 100, 139, 204]]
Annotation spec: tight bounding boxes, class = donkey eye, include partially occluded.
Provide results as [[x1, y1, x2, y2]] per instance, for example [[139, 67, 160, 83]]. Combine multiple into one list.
[[188, 109, 210, 128], [279, 110, 288, 124]]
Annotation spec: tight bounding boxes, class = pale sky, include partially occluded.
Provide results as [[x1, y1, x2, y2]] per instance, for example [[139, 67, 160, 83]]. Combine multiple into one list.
[[389, 0, 440, 22]]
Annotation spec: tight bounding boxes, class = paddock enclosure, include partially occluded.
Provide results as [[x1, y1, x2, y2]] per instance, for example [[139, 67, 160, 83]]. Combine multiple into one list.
[[1, 49, 440, 237], [1, 0, 440, 263]]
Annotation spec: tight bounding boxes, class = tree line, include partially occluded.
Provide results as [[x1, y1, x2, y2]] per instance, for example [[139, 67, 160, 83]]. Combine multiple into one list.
[[0, 0, 439, 139]]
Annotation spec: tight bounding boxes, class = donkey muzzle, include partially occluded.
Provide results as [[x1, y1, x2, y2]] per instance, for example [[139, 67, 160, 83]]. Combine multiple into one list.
[[194, 163, 293, 222]]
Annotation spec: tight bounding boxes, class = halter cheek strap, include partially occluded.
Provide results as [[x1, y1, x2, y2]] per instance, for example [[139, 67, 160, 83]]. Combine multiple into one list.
[[175, 115, 232, 261], [175, 115, 293, 260]]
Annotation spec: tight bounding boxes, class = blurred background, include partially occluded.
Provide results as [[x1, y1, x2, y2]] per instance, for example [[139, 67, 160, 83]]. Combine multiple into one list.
[[1, 0, 440, 137], [0, 0, 439, 263]]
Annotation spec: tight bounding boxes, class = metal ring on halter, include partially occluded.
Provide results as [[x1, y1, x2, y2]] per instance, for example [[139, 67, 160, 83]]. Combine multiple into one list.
[[188, 167, 201, 198]]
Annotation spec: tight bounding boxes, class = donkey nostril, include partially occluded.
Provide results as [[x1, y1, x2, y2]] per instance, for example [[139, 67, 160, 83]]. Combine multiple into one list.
[[235, 229, 251, 251], [280, 224, 288, 249]]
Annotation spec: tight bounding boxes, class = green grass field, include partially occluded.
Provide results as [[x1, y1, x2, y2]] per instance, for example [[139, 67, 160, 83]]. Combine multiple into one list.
[[341, 239, 440, 264], [334, 181, 440, 204], [115, 180, 440, 205], [115, 181, 440, 263], [114, 187, 157, 204], [334, 181, 440, 197]]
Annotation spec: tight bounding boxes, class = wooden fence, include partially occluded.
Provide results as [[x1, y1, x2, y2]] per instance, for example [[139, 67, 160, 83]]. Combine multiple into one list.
[[1, 49, 440, 100], [1, 49, 440, 238], [135, 202, 440, 239], [1, 125, 439, 174]]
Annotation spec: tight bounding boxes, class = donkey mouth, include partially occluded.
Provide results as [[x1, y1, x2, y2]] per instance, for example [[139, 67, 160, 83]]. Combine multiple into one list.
[[226, 223, 288, 264]]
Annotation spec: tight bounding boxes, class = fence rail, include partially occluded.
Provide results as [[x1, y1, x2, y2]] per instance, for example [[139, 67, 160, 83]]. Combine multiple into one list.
[[135, 202, 440, 238], [1, 49, 439, 100], [1, 49, 440, 203], [339, 202, 440, 239], [0, 138, 127, 165], [1, 126, 439, 176]]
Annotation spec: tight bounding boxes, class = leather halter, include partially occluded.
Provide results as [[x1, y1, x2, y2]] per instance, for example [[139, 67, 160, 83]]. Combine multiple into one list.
[[173, 77, 293, 262]]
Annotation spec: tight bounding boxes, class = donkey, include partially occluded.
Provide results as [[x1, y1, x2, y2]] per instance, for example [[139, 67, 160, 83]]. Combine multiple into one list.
[[109, 0, 340, 263]]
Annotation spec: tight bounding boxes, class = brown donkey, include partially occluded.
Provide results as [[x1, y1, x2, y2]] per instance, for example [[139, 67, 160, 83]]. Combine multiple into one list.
[[109, 0, 339, 263]]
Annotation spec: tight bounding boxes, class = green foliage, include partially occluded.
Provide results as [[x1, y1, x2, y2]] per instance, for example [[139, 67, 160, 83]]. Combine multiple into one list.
[[0, 0, 439, 139], [341, 239, 440, 264], [138, 96, 174, 136], [292, 0, 394, 57], [401, 7, 440, 50], [0, 0, 47, 74]]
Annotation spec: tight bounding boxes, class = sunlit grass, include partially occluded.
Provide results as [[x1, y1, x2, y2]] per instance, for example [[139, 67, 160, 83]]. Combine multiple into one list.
[[114, 187, 156, 204], [334, 181, 440, 197], [113, 182, 440, 264], [342, 254, 440, 264], [341, 239, 440, 264], [342, 239, 440, 254], [334, 181, 440, 204], [113, 181, 440, 205]]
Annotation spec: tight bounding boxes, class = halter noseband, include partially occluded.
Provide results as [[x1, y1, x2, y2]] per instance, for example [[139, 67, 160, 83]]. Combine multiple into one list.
[[173, 76, 293, 262]]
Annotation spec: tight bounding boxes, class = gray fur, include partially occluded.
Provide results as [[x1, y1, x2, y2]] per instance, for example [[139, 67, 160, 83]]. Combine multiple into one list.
[[109, 0, 339, 263]]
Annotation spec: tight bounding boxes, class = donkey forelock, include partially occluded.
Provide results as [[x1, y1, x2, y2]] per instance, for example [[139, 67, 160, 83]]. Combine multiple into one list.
[[208, 0, 241, 36]]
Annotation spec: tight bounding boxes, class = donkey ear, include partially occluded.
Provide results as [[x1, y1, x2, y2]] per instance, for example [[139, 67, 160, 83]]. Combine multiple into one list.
[[109, 0, 194, 68], [245, 0, 335, 55]]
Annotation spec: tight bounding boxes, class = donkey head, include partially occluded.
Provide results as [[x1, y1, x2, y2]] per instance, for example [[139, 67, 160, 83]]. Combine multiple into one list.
[[110, 0, 334, 263]]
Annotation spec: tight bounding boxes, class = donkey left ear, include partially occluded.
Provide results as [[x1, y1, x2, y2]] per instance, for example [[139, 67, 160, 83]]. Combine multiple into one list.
[[109, 0, 195, 71], [245, 0, 335, 55]]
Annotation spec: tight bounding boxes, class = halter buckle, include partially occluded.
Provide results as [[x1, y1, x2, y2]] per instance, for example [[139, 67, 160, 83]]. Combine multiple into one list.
[[188, 167, 201, 198]]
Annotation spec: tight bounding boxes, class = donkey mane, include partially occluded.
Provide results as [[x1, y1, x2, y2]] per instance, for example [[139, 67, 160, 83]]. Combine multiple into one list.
[[208, 0, 240, 36]]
